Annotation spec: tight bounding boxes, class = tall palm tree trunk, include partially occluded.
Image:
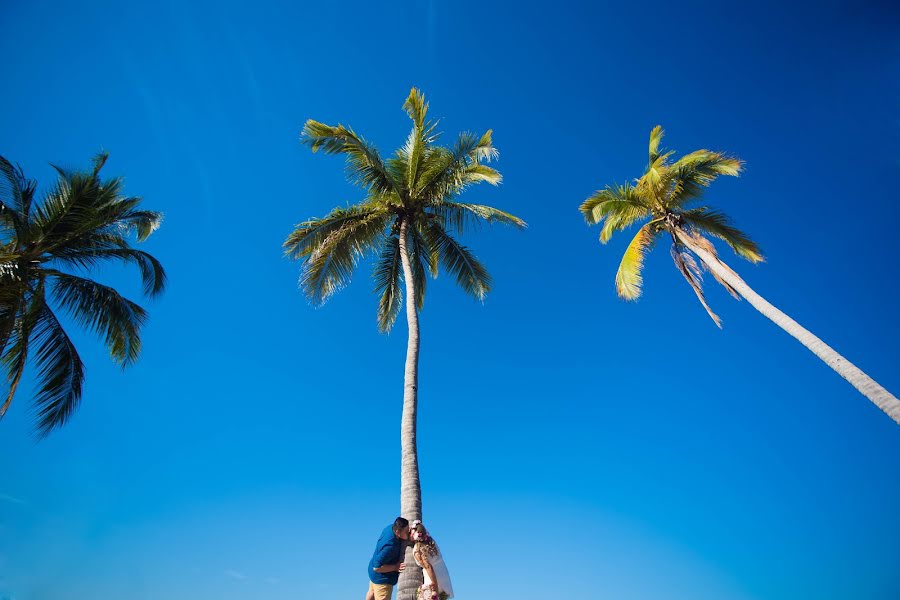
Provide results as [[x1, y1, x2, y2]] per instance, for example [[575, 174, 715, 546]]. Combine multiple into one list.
[[397, 218, 424, 599], [675, 228, 900, 425]]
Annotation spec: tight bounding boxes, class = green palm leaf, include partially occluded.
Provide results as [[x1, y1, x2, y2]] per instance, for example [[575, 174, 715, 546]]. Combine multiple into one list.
[[425, 223, 491, 300], [409, 220, 436, 307], [284, 202, 384, 259], [430, 201, 526, 234], [374, 236, 403, 332], [301, 120, 398, 195], [49, 271, 147, 366], [615, 224, 657, 300], [51, 246, 167, 297], [668, 151, 743, 205], [0, 293, 20, 359], [648, 125, 664, 164], [682, 207, 763, 263], [418, 130, 498, 199], [300, 210, 390, 304], [401, 87, 439, 193], [98, 203, 162, 242], [30, 298, 85, 438], [0, 157, 35, 234], [0, 296, 35, 418], [579, 183, 650, 230]]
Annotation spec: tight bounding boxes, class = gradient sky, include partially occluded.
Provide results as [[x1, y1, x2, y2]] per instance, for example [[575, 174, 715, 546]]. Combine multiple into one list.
[[1, 1, 899, 599]]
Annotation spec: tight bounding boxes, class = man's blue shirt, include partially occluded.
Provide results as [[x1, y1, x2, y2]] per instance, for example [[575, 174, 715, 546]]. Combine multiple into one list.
[[368, 525, 404, 585]]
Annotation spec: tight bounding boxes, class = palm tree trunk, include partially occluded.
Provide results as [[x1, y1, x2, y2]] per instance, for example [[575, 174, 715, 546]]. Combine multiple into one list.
[[396, 218, 424, 600], [675, 228, 900, 425]]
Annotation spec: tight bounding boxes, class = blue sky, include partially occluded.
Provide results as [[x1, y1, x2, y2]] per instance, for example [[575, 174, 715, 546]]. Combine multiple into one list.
[[1, 0, 899, 598]]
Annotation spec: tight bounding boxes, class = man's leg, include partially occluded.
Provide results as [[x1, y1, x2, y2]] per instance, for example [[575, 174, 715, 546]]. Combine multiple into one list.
[[368, 581, 394, 600]]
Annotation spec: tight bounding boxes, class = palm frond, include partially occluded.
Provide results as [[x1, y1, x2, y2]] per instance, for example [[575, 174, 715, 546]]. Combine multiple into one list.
[[400, 89, 432, 194], [448, 129, 498, 164], [0, 156, 35, 232], [435, 162, 503, 201], [401, 88, 442, 194], [648, 125, 664, 164], [425, 222, 491, 300], [415, 147, 455, 194], [643, 126, 673, 194], [402, 132, 425, 195], [684, 231, 741, 298], [461, 163, 502, 186], [0, 292, 21, 359], [681, 207, 763, 263], [109, 205, 163, 242], [33, 164, 162, 253], [671, 242, 722, 327], [429, 201, 526, 235], [91, 151, 109, 177], [299, 211, 390, 305], [301, 120, 399, 195], [615, 224, 658, 300], [51, 246, 167, 297], [667, 150, 743, 205], [408, 220, 434, 309], [0, 296, 35, 419], [579, 183, 651, 230], [49, 271, 147, 366], [372, 217, 433, 330], [403, 87, 429, 130], [373, 235, 402, 332], [283, 202, 387, 259], [32, 170, 93, 238], [598, 196, 652, 244], [29, 299, 85, 438], [417, 130, 498, 198]]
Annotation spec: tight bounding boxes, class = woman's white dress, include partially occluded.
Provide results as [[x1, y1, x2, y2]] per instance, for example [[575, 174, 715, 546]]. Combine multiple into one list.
[[416, 548, 454, 599]]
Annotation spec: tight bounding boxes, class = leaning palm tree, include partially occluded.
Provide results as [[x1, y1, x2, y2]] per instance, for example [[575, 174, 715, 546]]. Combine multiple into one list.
[[0, 153, 165, 437], [580, 126, 900, 425], [285, 88, 525, 598]]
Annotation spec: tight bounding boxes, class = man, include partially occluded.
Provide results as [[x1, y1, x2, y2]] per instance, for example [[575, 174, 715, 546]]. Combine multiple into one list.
[[366, 517, 410, 600]]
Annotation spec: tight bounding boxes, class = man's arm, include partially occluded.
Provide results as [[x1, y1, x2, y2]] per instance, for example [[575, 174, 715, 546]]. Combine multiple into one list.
[[371, 540, 405, 574], [372, 563, 405, 574]]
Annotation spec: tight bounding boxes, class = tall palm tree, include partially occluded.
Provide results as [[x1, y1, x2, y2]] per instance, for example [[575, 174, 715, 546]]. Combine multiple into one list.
[[580, 126, 900, 426], [0, 153, 165, 437], [285, 88, 525, 598]]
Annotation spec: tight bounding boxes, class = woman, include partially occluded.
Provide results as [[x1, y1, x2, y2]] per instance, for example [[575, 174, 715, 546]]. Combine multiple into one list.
[[411, 520, 454, 600]]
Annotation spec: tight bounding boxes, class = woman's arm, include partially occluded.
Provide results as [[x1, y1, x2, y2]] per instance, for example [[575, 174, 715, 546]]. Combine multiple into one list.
[[415, 549, 439, 594]]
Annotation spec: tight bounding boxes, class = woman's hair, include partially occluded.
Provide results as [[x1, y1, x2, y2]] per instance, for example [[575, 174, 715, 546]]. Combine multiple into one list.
[[411, 520, 440, 558]]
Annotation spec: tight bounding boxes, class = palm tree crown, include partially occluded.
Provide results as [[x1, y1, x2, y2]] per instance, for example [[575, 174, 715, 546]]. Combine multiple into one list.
[[580, 125, 761, 326], [581, 126, 900, 425], [0, 153, 165, 437], [284, 88, 526, 328]]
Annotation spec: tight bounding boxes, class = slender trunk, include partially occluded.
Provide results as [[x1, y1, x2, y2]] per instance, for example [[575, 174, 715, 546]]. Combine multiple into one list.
[[396, 218, 423, 599], [675, 227, 900, 425]]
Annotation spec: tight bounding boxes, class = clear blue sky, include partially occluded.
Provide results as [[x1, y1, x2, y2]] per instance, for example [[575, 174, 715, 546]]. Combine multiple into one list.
[[1, 0, 899, 598]]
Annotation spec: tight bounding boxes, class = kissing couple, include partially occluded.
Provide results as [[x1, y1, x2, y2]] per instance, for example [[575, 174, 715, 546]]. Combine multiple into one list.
[[366, 517, 454, 600]]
